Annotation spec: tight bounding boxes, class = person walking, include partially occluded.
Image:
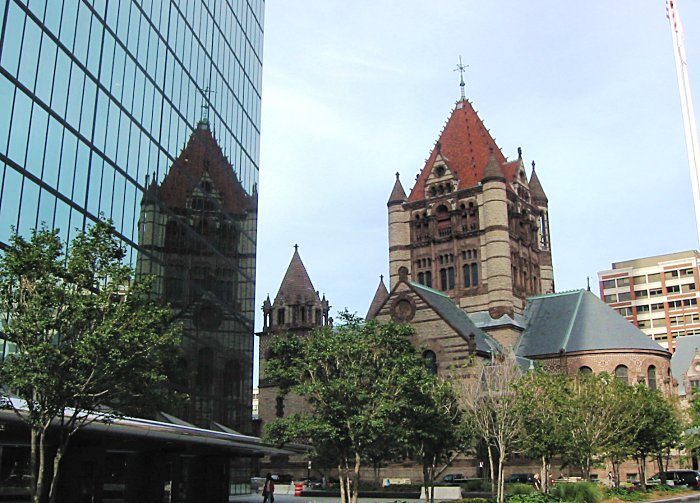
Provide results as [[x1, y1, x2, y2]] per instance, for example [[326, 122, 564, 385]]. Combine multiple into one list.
[[533, 473, 542, 492], [262, 473, 275, 503]]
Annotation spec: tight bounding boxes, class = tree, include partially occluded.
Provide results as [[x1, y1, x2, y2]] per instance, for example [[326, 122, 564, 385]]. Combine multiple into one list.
[[628, 386, 681, 487], [0, 221, 181, 503], [263, 313, 435, 503], [515, 370, 570, 493], [559, 373, 638, 480], [460, 352, 523, 503], [403, 375, 463, 503]]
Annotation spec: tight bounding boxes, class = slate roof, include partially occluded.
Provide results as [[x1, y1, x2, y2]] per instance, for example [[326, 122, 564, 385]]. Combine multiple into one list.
[[671, 335, 700, 395], [408, 281, 502, 356], [366, 276, 389, 320], [407, 99, 522, 202], [273, 247, 320, 305], [516, 290, 670, 358]]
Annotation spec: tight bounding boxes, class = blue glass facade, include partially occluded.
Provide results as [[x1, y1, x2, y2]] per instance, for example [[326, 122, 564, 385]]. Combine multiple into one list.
[[0, 0, 263, 252], [0, 0, 263, 432]]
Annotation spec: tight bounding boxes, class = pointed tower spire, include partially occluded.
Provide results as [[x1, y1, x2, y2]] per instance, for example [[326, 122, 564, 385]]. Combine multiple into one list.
[[366, 275, 390, 320], [454, 56, 468, 101], [274, 245, 319, 304], [528, 161, 548, 203], [388, 172, 407, 205]]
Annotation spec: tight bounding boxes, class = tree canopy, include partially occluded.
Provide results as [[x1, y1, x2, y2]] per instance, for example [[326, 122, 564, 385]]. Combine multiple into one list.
[[0, 221, 181, 503], [263, 313, 458, 503]]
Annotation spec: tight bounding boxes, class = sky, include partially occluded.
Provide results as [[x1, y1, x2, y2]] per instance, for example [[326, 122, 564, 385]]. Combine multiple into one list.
[[253, 0, 700, 379]]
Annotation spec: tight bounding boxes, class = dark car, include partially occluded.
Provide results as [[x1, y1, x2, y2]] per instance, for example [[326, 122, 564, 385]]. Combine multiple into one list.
[[647, 470, 700, 488], [442, 473, 466, 483], [506, 473, 535, 484]]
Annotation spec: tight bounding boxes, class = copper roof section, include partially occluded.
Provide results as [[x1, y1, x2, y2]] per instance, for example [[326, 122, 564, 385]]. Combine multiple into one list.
[[408, 99, 519, 202], [366, 275, 389, 320], [273, 247, 320, 305], [388, 173, 407, 205], [157, 122, 250, 213]]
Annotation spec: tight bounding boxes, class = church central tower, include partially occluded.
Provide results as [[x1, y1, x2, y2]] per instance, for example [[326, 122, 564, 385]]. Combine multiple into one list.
[[388, 97, 554, 318]]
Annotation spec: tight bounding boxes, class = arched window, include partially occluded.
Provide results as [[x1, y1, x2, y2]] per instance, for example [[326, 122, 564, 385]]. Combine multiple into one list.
[[647, 365, 657, 391], [615, 365, 629, 384], [423, 350, 438, 375], [196, 348, 214, 391], [579, 366, 593, 375], [471, 263, 479, 286]]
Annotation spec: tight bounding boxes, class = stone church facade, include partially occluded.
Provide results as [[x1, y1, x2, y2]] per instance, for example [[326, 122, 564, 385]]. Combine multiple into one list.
[[259, 92, 673, 481]]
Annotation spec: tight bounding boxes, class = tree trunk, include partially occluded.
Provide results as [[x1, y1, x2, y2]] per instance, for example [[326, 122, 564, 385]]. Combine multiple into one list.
[[339, 463, 347, 503], [48, 439, 68, 503], [496, 448, 506, 503], [541, 456, 548, 494], [487, 444, 495, 496], [352, 451, 361, 503]]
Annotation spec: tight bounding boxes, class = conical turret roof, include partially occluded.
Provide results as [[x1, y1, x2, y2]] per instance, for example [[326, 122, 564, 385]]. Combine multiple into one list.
[[273, 246, 320, 305], [388, 173, 407, 205], [366, 275, 389, 320], [528, 164, 548, 204], [408, 99, 521, 202]]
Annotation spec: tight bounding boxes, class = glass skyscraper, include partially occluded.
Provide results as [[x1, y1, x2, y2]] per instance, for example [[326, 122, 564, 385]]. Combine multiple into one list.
[[0, 0, 263, 433]]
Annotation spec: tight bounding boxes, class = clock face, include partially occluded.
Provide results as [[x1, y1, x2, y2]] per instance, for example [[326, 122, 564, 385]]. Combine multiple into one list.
[[695, 363, 700, 372]]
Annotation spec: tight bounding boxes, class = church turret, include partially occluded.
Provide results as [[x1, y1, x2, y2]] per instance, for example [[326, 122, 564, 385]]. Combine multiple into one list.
[[529, 162, 554, 293], [388, 173, 410, 289], [481, 149, 514, 318]]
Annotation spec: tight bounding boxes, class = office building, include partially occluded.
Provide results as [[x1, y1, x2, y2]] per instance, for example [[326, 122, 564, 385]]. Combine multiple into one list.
[[0, 1, 265, 498], [599, 251, 700, 351]]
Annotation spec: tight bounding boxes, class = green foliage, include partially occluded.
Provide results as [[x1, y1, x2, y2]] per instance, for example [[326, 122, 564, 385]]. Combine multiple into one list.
[[506, 493, 557, 503], [603, 488, 647, 502], [550, 482, 602, 503], [461, 479, 493, 492], [0, 221, 181, 503], [263, 313, 447, 503], [460, 498, 495, 503], [506, 484, 535, 496]]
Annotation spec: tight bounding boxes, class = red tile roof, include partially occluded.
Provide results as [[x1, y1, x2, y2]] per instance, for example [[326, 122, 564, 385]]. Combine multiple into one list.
[[158, 122, 250, 213], [407, 99, 518, 202]]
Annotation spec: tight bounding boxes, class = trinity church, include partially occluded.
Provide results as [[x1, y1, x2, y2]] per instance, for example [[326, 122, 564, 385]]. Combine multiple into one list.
[[257, 89, 672, 478]]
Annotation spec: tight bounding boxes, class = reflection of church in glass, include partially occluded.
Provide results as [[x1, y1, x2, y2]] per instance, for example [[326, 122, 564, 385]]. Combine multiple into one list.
[[137, 118, 257, 433]]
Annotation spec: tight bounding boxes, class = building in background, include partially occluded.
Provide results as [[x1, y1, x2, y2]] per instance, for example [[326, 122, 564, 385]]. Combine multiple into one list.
[[598, 251, 700, 351]]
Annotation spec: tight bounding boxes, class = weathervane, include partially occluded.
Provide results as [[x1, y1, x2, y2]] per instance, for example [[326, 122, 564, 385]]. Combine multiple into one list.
[[454, 56, 468, 101]]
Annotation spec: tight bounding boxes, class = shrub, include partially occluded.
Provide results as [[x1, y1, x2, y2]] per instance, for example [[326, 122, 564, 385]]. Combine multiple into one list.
[[506, 493, 557, 503], [461, 479, 493, 492], [550, 482, 602, 503], [458, 498, 494, 503], [604, 487, 647, 502], [507, 483, 535, 496]]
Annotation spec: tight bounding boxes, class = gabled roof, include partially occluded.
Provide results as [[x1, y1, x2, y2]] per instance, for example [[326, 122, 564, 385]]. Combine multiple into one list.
[[671, 335, 700, 395], [408, 281, 503, 356], [407, 99, 520, 202], [516, 290, 670, 357], [157, 122, 251, 213], [366, 276, 389, 320], [273, 247, 320, 305]]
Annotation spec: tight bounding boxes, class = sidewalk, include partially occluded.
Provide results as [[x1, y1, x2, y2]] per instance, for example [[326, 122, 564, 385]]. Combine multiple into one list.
[[230, 493, 422, 503]]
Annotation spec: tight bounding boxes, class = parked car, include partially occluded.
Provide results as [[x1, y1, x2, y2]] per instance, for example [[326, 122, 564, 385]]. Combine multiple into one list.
[[647, 470, 700, 488], [506, 473, 535, 484], [442, 473, 466, 483]]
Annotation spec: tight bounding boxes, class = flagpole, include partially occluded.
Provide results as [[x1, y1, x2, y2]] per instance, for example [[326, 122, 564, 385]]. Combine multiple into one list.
[[666, 0, 700, 246]]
